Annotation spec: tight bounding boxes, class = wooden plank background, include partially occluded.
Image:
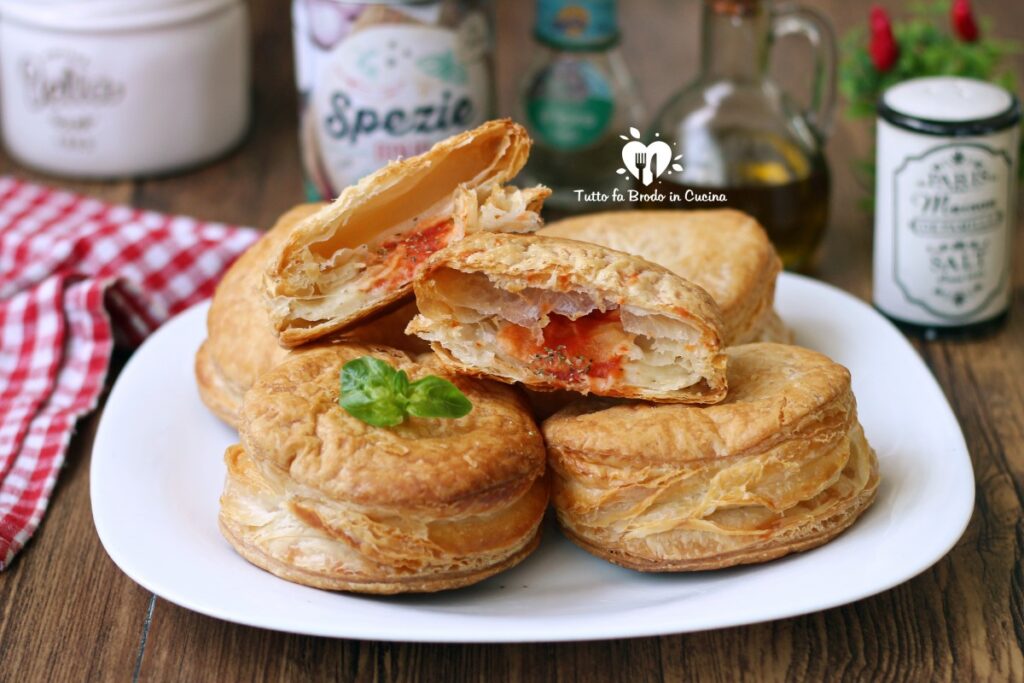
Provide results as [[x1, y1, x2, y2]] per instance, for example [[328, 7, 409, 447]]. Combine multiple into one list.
[[0, 1, 1022, 680]]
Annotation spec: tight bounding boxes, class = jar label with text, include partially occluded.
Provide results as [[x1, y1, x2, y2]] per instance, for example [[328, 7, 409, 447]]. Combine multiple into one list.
[[525, 59, 614, 151], [307, 20, 490, 195], [17, 50, 126, 154], [892, 142, 1013, 321]]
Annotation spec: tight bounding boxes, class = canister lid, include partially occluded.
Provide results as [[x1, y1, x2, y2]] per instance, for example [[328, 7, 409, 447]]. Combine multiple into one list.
[[0, 0, 237, 32], [879, 76, 1021, 136]]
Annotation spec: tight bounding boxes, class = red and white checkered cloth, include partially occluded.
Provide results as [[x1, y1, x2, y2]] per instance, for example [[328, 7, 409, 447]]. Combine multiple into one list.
[[0, 177, 258, 569]]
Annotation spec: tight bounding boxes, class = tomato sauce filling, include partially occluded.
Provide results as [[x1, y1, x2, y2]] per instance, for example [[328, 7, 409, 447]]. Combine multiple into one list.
[[496, 308, 632, 384], [366, 218, 454, 291]]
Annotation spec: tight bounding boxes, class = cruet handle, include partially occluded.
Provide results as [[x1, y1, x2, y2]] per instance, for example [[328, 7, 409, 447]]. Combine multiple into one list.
[[771, 3, 838, 139]]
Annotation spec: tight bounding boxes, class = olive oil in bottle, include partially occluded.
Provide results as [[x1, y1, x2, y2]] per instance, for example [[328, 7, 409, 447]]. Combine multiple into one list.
[[657, 129, 831, 269], [648, 0, 838, 270]]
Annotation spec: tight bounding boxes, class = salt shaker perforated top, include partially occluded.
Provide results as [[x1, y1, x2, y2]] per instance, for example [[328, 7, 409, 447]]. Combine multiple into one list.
[[873, 76, 1020, 335]]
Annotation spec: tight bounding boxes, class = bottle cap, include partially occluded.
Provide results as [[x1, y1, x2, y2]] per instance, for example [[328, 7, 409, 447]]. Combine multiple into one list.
[[535, 0, 618, 51], [707, 0, 761, 17]]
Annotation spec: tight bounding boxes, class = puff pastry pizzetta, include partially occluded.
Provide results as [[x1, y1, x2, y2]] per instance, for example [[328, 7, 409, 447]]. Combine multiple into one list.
[[263, 119, 549, 347], [195, 204, 426, 429], [539, 209, 791, 345], [407, 232, 728, 404], [219, 344, 548, 593], [542, 343, 880, 571]]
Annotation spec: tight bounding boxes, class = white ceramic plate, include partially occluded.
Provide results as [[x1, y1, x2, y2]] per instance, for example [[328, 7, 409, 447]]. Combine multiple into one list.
[[91, 273, 974, 642]]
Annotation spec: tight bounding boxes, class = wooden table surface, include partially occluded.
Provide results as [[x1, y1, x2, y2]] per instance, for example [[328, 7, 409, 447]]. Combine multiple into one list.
[[2, 1, 1022, 680]]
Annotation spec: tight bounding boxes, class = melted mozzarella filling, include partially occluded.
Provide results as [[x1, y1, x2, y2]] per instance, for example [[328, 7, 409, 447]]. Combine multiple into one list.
[[286, 185, 544, 327], [287, 217, 456, 327], [417, 270, 707, 393]]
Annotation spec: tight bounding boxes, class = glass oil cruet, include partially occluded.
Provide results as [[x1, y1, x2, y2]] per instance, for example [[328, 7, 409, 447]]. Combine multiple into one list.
[[649, 0, 838, 270]]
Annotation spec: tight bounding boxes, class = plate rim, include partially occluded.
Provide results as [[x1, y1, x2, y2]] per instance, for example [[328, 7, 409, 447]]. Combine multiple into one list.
[[90, 272, 976, 642]]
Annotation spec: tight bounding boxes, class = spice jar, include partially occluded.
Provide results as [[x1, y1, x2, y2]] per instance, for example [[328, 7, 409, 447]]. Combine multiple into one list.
[[292, 0, 494, 200], [873, 76, 1020, 336], [0, 0, 251, 179]]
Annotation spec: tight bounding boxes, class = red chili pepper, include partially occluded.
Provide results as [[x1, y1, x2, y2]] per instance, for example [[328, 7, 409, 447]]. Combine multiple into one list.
[[951, 0, 980, 42], [868, 5, 899, 73]]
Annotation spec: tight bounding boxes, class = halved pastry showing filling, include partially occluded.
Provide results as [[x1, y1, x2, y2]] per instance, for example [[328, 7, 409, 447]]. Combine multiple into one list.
[[539, 209, 788, 345], [407, 233, 728, 404], [263, 119, 549, 347]]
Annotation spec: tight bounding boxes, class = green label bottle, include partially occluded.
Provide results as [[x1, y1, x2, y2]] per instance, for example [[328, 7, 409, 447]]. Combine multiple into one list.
[[519, 0, 644, 212]]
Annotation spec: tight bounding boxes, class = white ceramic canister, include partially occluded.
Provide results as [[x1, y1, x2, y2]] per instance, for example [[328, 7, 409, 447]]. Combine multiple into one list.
[[293, 0, 494, 200], [0, 0, 250, 178], [874, 76, 1021, 333]]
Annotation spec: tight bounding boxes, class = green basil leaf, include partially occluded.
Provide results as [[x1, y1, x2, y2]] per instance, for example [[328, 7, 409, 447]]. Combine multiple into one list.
[[343, 355, 398, 387], [391, 368, 411, 397], [339, 357, 407, 427], [338, 356, 473, 427], [406, 375, 473, 419]]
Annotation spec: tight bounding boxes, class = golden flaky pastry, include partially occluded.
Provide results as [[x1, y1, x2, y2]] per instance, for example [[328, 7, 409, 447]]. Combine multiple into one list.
[[263, 119, 550, 347], [543, 343, 879, 571], [219, 344, 548, 593], [407, 232, 728, 404], [540, 209, 791, 345], [195, 204, 426, 429]]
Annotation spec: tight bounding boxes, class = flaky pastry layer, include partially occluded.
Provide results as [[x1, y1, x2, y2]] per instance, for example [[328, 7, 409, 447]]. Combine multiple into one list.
[[407, 232, 728, 404], [195, 204, 320, 427], [220, 445, 547, 593], [240, 344, 547, 511], [539, 209, 787, 345], [543, 343, 880, 571], [195, 204, 427, 429], [224, 343, 549, 592], [262, 119, 546, 347]]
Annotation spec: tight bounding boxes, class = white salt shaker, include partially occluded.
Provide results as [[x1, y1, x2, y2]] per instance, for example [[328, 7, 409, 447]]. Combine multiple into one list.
[[874, 76, 1020, 336], [0, 0, 251, 179]]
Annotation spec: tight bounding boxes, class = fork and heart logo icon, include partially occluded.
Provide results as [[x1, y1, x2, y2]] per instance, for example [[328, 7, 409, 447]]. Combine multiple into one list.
[[622, 139, 673, 186]]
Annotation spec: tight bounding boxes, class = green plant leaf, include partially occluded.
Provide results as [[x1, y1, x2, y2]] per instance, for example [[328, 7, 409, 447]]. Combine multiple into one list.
[[339, 357, 408, 427], [338, 356, 472, 427], [839, 0, 1024, 187], [391, 368, 410, 397], [406, 376, 473, 419]]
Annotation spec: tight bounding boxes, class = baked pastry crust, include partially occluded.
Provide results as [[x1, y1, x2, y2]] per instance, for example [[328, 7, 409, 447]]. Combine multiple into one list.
[[539, 209, 789, 345], [756, 309, 795, 344], [220, 344, 548, 593], [407, 232, 728, 404], [542, 343, 880, 571], [195, 204, 426, 429], [196, 204, 318, 427], [263, 119, 546, 347]]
